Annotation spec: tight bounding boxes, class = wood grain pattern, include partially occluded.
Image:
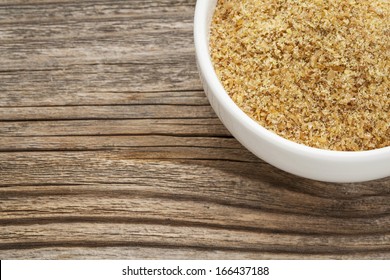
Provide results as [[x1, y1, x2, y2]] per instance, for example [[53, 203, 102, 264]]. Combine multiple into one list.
[[0, 0, 389, 260]]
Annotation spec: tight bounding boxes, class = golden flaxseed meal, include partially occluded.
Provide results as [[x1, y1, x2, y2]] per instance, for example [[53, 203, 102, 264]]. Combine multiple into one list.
[[210, 0, 389, 151]]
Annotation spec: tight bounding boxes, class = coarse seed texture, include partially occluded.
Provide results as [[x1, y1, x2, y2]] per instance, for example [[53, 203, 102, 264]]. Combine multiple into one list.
[[210, 0, 389, 151]]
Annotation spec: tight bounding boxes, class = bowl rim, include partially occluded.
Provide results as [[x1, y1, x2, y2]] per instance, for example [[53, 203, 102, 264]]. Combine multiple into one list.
[[194, 0, 390, 160]]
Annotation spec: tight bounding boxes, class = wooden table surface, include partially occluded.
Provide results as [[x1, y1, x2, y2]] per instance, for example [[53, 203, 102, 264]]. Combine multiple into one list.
[[1, 0, 389, 260]]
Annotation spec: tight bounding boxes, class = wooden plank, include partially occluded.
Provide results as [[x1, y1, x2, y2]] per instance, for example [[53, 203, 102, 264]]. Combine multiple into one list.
[[0, 58, 202, 103], [0, 35, 195, 71], [0, 119, 230, 137], [0, 0, 195, 21], [0, 152, 389, 218], [2, 247, 389, 260], [1, 184, 390, 234], [0, 135, 241, 151], [1, 223, 389, 254], [0, 105, 216, 120], [0, 91, 208, 107]]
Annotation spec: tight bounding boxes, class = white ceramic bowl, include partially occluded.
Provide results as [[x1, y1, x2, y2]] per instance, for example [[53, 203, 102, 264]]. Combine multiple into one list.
[[194, 0, 390, 183]]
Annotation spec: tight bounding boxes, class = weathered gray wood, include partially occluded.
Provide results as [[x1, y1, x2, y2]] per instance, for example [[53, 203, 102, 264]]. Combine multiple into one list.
[[1, 223, 389, 253], [1, 152, 389, 219], [0, 105, 216, 120], [1, 182, 390, 232], [2, 247, 390, 260], [0, 119, 230, 137], [0, 90, 207, 107], [0, 0, 200, 107], [0, 0, 389, 260]]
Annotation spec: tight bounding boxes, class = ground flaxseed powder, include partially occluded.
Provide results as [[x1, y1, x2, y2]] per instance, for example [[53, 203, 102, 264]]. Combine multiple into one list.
[[210, 0, 389, 151]]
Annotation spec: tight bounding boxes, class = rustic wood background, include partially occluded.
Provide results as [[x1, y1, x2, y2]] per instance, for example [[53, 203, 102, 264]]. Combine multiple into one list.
[[0, 0, 389, 259]]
